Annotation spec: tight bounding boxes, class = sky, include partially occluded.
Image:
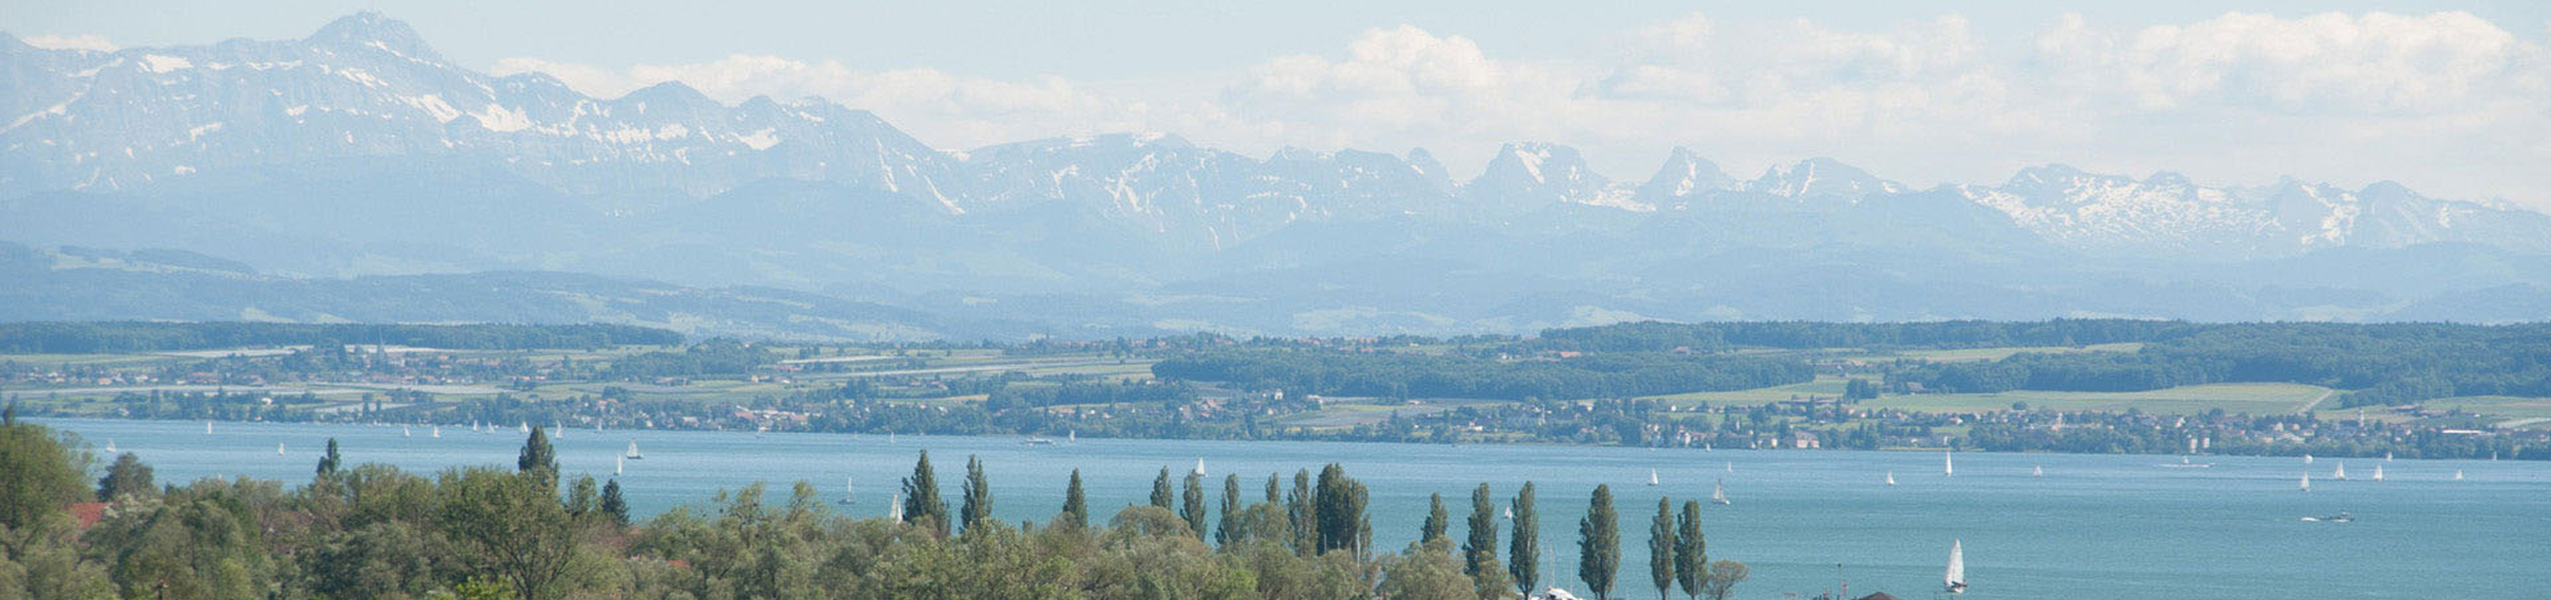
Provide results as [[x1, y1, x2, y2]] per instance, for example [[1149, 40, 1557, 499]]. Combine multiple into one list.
[[8, 0, 2551, 206]]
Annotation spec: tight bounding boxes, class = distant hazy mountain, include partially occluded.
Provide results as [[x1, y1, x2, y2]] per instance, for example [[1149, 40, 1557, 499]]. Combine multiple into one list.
[[5, 13, 2551, 337]]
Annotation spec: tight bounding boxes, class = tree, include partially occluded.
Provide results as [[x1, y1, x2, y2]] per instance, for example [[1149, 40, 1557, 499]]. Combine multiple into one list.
[[1700, 561, 1748, 600], [1151, 467, 1176, 510], [1649, 497, 1674, 600], [1674, 501, 1706, 600], [1422, 492, 1449, 545], [1579, 485, 1619, 600], [1313, 464, 1368, 556], [0, 420, 85, 531], [1217, 474, 1242, 546], [599, 479, 630, 528], [959, 454, 992, 533], [317, 438, 343, 475], [565, 475, 600, 518], [902, 450, 947, 537], [1060, 469, 1089, 528], [1180, 470, 1208, 539], [1462, 483, 1501, 580], [516, 427, 556, 489], [97, 452, 155, 501], [1287, 469, 1316, 556], [437, 467, 580, 600], [1509, 482, 1540, 597]]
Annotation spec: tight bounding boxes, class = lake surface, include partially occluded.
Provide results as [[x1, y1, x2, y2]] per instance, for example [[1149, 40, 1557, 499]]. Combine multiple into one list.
[[37, 417, 2550, 600]]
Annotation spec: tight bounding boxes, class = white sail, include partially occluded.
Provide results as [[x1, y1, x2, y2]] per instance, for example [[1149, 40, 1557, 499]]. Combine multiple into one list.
[[553, 423, 565, 440], [1886, 471, 1897, 486], [277, 442, 286, 456], [2372, 464, 2384, 481], [1711, 480, 1730, 505], [846, 476, 856, 503], [1945, 539, 1967, 593], [2334, 462, 2347, 480], [105, 439, 116, 453], [624, 441, 643, 459], [2301, 471, 2311, 492], [403, 427, 411, 438], [888, 493, 904, 521], [2385, 452, 2393, 462], [1193, 458, 1206, 477], [2304, 453, 2314, 464], [1648, 469, 1660, 486], [432, 426, 441, 438], [1944, 451, 1954, 476], [2033, 465, 2044, 477], [2454, 470, 2465, 480], [205, 421, 213, 434], [1068, 430, 1076, 442], [1724, 462, 1733, 473]]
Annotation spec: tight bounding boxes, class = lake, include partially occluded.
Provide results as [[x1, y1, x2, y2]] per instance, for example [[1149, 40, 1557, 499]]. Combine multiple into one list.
[[37, 417, 2550, 600]]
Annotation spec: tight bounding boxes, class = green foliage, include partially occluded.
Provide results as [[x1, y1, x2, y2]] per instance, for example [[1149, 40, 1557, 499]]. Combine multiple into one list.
[[318, 437, 343, 475], [1674, 501, 1706, 600], [515, 428, 556, 489], [1155, 348, 1812, 400], [1422, 492, 1449, 546], [1579, 484, 1619, 600], [600, 479, 630, 528], [1509, 482, 1539, 596], [901, 450, 948, 537], [1461, 484, 1501, 583], [437, 467, 579, 600], [0, 421, 85, 531], [602, 339, 776, 380], [1312, 464, 1368, 557], [1216, 474, 1242, 547], [960, 454, 993, 534], [1180, 471, 1208, 540], [1649, 497, 1675, 600], [97, 452, 155, 501], [1061, 469, 1089, 529], [1701, 560, 1748, 600]]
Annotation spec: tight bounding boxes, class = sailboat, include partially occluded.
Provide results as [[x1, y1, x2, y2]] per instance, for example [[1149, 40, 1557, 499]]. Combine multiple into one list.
[[432, 426, 441, 438], [2033, 465, 2044, 477], [402, 426, 411, 437], [888, 493, 905, 521], [1944, 451, 1954, 477], [104, 439, 117, 454], [1503, 506, 1514, 519], [1068, 430, 1076, 443], [624, 441, 644, 460], [2334, 462, 2348, 481], [2454, 470, 2465, 480], [2385, 452, 2393, 462], [1193, 458, 1206, 477], [837, 476, 856, 505], [1724, 462, 1733, 474], [614, 455, 624, 476], [1944, 539, 1967, 594], [1710, 479, 1730, 505], [276, 442, 286, 457], [518, 422, 530, 434], [1886, 471, 1897, 486], [2304, 453, 2314, 464], [553, 423, 565, 440], [205, 421, 214, 434], [2371, 464, 2384, 481], [2300, 471, 2311, 492], [1647, 469, 1660, 487]]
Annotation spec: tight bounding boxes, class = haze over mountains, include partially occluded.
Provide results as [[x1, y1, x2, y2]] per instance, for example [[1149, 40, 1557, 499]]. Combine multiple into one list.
[[7, 13, 2551, 340]]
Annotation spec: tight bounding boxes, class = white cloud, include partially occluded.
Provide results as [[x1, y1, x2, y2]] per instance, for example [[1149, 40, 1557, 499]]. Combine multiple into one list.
[[21, 33, 119, 52], [489, 11, 2551, 207]]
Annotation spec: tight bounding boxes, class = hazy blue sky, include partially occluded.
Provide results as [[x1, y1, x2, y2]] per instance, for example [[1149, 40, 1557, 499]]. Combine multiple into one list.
[[10, 1, 2550, 205]]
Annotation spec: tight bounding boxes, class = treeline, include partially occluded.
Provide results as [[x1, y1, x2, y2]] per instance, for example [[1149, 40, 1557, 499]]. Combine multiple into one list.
[[1537, 319, 2198, 352], [0, 321, 682, 353], [1152, 350, 1811, 400], [1887, 323, 2551, 407], [600, 339, 778, 380], [0, 416, 1753, 600]]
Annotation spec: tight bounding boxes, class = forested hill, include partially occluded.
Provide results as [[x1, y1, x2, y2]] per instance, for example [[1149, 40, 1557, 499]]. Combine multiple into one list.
[[0, 322, 682, 353]]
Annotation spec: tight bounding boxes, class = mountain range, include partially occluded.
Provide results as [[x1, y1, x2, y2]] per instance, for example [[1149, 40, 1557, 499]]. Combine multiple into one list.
[[6, 13, 2551, 340]]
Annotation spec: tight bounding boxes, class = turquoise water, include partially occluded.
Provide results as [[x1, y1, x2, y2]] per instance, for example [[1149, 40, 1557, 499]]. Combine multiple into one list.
[[37, 418, 2550, 600]]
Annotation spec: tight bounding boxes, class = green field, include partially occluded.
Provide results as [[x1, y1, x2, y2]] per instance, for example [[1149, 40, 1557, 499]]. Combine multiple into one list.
[[1864, 382, 2331, 415], [1640, 376, 1855, 407], [2421, 396, 2551, 426]]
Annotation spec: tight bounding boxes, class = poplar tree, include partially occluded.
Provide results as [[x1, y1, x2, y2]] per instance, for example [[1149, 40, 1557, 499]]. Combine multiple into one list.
[[1150, 467, 1175, 509], [1464, 483, 1500, 577], [1060, 469, 1089, 529], [1422, 492, 1449, 545], [1217, 474, 1242, 546], [1510, 482, 1540, 596], [1579, 485, 1620, 600], [902, 450, 947, 536], [1649, 497, 1675, 600], [1180, 471, 1208, 539], [317, 438, 342, 475], [958, 454, 991, 533], [1287, 469, 1315, 556], [1674, 500, 1706, 600]]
